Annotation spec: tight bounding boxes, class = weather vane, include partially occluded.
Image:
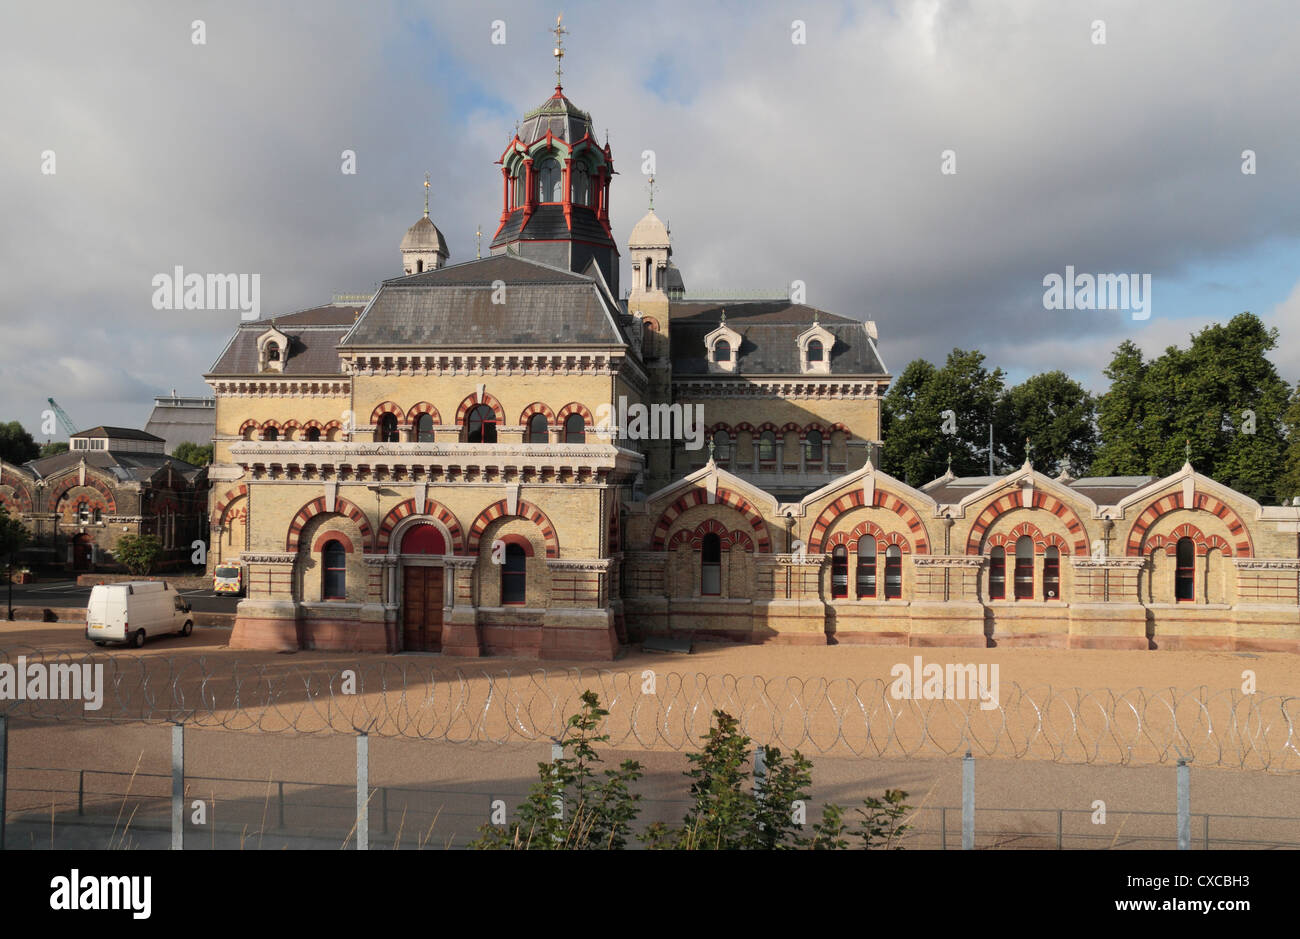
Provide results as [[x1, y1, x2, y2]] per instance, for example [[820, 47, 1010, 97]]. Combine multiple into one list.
[[647, 174, 655, 210], [476, 224, 483, 259], [552, 14, 568, 88], [423, 172, 430, 218]]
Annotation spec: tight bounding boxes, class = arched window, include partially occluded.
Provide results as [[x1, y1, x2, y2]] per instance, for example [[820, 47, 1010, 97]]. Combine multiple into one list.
[[416, 259, 423, 273], [713, 430, 730, 462], [564, 413, 586, 443], [857, 538, 877, 598], [714, 340, 731, 363], [306, 427, 321, 442], [1044, 546, 1060, 600], [701, 532, 722, 596], [527, 413, 549, 443], [77, 502, 89, 524], [322, 540, 346, 600], [264, 427, 278, 441], [571, 163, 590, 205], [93, 507, 102, 524], [1175, 537, 1195, 601], [884, 545, 902, 599], [537, 158, 562, 202], [502, 543, 527, 605], [1014, 536, 1034, 600], [831, 545, 848, 599], [645, 256, 653, 291], [378, 412, 399, 443], [267, 344, 280, 362], [415, 413, 434, 442], [989, 546, 1006, 600], [465, 404, 497, 443], [758, 430, 777, 462], [806, 339, 823, 362], [513, 173, 525, 208], [804, 430, 823, 462]]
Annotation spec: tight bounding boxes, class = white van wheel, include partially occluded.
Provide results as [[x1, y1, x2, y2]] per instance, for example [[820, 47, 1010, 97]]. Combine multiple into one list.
[[132, 629, 146, 648], [181, 620, 193, 637]]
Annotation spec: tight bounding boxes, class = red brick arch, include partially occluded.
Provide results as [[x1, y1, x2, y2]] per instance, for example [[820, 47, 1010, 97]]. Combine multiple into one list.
[[822, 520, 912, 553], [667, 518, 756, 552], [965, 489, 1089, 556], [377, 498, 464, 554], [466, 499, 560, 558], [405, 402, 441, 426], [518, 402, 556, 427], [281, 420, 301, 438], [312, 530, 355, 553], [212, 484, 249, 527], [733, 422, 756, 434], [455, 392, 506, 426], [556, 402, 594, 427], [827, 422, 852, 439], [1145, 523, 1235, 557], [369, 402, 403, 425], [984, 522, 1069, 554], [651, 487, 773, 553], [286, 497, 374, 552], [1125, 491, 1252, 557], [807, 489, 929, 554], [0, 470, 33, 513], [301, 419, 325, 433], [47, 476, 117, 514], [238, 419, 259, 437]]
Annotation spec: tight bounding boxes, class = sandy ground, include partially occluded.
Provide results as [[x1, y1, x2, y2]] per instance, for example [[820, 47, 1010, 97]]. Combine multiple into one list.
[[3, 621, 1297, 849]]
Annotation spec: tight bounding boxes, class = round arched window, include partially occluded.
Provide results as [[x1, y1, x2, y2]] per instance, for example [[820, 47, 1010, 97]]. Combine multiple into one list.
[[714, 340, 731, 363], [465, 404, 497, 443], [537, 158, 562, 202], [564, 413, 586, 443], [807, 339, 823, 363]]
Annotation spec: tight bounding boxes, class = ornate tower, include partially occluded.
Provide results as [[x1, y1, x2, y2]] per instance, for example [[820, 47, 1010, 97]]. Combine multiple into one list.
[[400, 174, 449, 274], [489, 24, 618, 292]]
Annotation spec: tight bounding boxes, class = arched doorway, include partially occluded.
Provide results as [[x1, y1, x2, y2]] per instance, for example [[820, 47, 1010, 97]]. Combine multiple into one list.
[[400, 523, 446, 652], [73, 534, 93, 571]]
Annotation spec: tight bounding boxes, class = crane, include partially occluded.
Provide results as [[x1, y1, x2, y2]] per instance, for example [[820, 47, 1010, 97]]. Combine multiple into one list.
[[46, 397, 79, 435]]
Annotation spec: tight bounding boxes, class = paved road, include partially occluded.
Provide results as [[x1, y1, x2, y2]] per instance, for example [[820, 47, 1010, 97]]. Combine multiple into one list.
[[2, 580, 239, 615]]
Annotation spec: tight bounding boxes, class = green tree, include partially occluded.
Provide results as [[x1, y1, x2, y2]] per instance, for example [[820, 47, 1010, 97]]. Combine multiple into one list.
[[0, 422, 40, 465], [998, 371, 1098, 475], [1, 506, 31, 614], [171, 442, 213, 466], [1091, 340, 1151, 475], [882, 350, 1006, 485], [39, 441, 69, 458], [1281, 382, 1300, 505], [113, 534, 163, 575], [470, 690, 643, 850]]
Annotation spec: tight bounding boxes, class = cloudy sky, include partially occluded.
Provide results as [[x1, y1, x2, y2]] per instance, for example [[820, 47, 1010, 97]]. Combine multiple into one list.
[[5, 0, 1300, 441]]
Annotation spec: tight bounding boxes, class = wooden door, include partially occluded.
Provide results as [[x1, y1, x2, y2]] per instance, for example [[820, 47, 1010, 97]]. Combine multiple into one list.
[[73, 535, 93, 571], [402, 566, 444, 652]]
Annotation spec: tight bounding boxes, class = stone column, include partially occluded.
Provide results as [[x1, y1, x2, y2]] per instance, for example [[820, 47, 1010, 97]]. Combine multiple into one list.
[[441, 556, 482, 656]]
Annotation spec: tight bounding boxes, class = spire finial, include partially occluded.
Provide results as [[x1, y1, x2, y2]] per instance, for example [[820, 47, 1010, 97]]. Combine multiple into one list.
[[476, 224, 483, 259], [647, 174, 655, 210], [946, 451, 953, 475], [708, 435, 716, 462], [552, 13, 568, 89], [423, 172, 430, 218], [1185, 438, 1192, 463], [720, 308, 726, 325]]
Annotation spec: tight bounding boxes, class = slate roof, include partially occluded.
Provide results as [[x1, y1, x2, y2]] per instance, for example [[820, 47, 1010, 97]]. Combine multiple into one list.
[[920, 474, 1157, 506], [25, 450, 205, 484], [518, 90, 597, 145], [206, 303, 362, 376], [144, 403, 215, 452], [668, 300, 886, 376], [340, 254, 627, 348], [71, 426, 163, 442], [491, 204, 615, 248]]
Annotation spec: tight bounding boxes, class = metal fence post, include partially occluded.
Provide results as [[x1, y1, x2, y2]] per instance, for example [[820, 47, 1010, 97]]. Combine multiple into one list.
[[0, 715, 7, 851], [78, 770, 85, 817], [277, 781, 284, 830], [1176, 758, 1190, 851], [962, 751, 974, 850], [356, 732, 369, 851], [1057, 809, 1063, 850], [550, 742, 564, 821], [171, 722, 184, 850], [381, 787, 388, 834], [1203, 813, 1210, 851], [940, 807, 947, 850], [753, 745, 766, 801]]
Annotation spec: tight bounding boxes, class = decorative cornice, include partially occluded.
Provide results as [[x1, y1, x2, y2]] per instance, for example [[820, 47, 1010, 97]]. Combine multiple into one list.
[[545, 558, 614, 572], [913, 555, 985, 568], [672, 379, 887, 400], [209, 379, 350, 398], [241, 552, 297, 564], [1233, 558, 1300, 570], [1070, 556, 1146, 569]]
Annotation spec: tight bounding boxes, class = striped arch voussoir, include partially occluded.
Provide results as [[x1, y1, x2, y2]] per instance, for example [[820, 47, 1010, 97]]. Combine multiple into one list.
[[651, 486, 772, 552], [455, 392, 506, 426], [405, 402, 442, 426], [966, 490, 1088, 556], [823, 520, 910, 553], [377, 498, 465, 553], [369, 401, 403, 425], [48, 476, 117, 514], [808, 490, 929, 554], [666, 518, 756, 552], [0, 470, 33, 513], [556, 402, 594, 427], [1147, 523, 1234, 558], [1126, 491, 1252, 557], [466, 499, 560, 558], [518, 402, 556, 427], [286, 497, 374, 552], [212, 484, 249, 527]]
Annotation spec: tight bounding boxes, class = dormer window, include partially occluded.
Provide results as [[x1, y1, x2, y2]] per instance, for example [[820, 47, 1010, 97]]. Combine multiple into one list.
[[714, 340, 731, 363], [796, 321, 834, 375], [257, 327, 290, 373], [267, 344, 280, 362], [703, 319, 742, 374]]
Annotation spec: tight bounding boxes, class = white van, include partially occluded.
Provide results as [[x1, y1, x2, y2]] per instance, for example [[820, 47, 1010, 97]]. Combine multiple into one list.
[[85, 581, 194, 648]]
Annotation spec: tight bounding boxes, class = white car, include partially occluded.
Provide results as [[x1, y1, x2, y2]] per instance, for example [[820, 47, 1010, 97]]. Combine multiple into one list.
[[85, 581, 194, 648]]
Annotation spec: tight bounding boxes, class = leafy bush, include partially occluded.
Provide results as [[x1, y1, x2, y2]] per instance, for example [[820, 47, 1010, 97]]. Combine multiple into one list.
[[113, 534, 163, 575]]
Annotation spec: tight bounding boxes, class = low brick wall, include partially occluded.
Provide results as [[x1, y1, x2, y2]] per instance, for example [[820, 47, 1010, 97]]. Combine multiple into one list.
[[75, 573, 211, 589]]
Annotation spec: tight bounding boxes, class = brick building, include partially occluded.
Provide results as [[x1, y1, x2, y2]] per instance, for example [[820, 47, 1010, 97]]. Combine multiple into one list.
[[0, 427, 208, 573], [205, 72, 1300, 658]]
